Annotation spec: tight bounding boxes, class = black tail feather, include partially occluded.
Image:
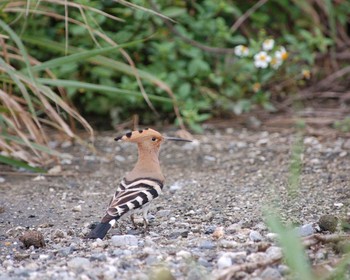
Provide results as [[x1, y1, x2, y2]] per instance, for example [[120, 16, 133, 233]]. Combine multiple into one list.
[[87, 222, 111, 239]]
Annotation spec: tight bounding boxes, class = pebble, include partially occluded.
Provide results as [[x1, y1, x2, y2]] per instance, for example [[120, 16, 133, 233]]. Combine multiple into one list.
[[260, 267, 281, 280], [296, 223, 316, 237], [0, 177, 5, 183], [157, 210, 171, 217], [212, 227, 225, 239], [72, 205, 82, 212], [319, 215, 338, 232], [176, 250, 191, 259], [199, 240, 215, 250], [217, 255, 232, 269], [115, 155, 126, 162], [111, 235, 138, 247], [266, 246, 283, 261], [90, 253, 107, 262], [67, 257, 90, 269], [246, 252, 267, 263], [249, 230, 263, 242]]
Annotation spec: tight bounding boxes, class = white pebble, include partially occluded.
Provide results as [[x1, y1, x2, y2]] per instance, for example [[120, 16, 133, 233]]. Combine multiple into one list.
[[0, 177, 5, 183], [111, 235, 138, 247], [217, 255, 232, 269], [176, 250, 191, 259], [72, 205, 82, 212]]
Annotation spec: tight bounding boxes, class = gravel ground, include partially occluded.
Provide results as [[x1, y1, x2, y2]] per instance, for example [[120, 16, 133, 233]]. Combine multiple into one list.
[[0, 128, 349, 279]]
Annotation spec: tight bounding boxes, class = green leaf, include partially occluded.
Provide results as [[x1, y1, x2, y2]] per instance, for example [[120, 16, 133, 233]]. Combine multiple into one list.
[[30, 40, 143, 73], [0, 155, 46, 173]]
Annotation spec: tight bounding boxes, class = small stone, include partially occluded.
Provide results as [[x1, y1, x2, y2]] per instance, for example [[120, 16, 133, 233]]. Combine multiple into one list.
[[169, 217, 176, 223], [32, 175, 45, 181], [39, 254, 50, 260], [115, 155, 125, 162], [246, 252, 267, 263], [212, 227, 225, 240], [58, 246, 74, 256], [90, 253, 107, 262], [260, 267, 281, 280], [319, 215, 338, 233], [204, 225, 216, 234], [53, 229, 65, 239], [334, 202, 344, 208], [72, 205, 82, 212], [0, 177, 5, 183], [168, 229, 189, 239], [217, 255, 232, 269], [219, 240, 238, 249], [266, 232, 278, 241], [19, 231, 45, 248], [157, 210, 171, 217], [296, 223, 316, 237], [91, 238, 106, 248], [176, 250, 191, 259], [111, 235, 138, 247], [204, 155, 216, 162], [14, 253, 30, 261], [150, 267, 175, 280], [48, 165, 62, 175], [61, 140, 72, 148], [169, 181, 183, 193], [67, 257, 90, 269], [266, 246, 283, 261], [199, 240, 215, 250], [228, 251, 247, 262], [249, 230, 263, 242]]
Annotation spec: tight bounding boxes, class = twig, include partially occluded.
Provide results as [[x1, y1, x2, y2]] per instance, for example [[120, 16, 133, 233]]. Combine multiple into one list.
[[215, 256, 281, 280], [303, 233, 350, 248], [230, 0, 269, 33], [316, 66, 350, 90]]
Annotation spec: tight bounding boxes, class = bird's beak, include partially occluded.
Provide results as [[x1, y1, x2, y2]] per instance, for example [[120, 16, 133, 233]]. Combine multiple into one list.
[[164, 137, 192, 142]]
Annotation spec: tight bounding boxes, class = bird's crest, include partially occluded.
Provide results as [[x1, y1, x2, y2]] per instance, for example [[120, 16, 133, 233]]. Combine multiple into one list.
[[114, 128, 163, 142]]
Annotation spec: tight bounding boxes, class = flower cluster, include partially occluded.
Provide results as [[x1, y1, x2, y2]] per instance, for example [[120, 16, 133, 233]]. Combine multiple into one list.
[[234, 39, 288, 69]]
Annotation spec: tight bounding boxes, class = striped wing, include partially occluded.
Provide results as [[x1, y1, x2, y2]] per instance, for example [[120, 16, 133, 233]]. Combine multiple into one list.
[[105, 177, 163, 219]]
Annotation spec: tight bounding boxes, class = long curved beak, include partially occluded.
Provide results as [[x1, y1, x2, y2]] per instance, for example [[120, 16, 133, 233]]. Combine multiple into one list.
[[165, 137, 192, 142]]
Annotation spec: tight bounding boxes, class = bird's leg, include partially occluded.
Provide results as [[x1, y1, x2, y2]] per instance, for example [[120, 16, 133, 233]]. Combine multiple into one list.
[[130, 214, 138, 229], [142, 206, 150, 230]]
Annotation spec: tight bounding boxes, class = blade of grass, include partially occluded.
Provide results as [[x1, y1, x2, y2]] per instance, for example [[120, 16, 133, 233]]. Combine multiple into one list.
[[0, 154, 46, 172], [37, 78, 173, 103], [30, 40, 143, 73], [266, 211, 315, 280]]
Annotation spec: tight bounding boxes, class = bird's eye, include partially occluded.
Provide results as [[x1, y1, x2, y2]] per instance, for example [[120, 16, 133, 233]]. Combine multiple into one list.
[[151, 137, 157, 142]]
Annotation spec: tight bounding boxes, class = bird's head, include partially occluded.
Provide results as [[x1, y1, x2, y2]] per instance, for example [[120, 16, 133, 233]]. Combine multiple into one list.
[[114, 128, 192, 151]]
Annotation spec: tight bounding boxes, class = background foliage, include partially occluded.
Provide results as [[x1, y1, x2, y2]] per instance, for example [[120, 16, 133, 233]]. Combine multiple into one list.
[[0, 0, 350, 169]]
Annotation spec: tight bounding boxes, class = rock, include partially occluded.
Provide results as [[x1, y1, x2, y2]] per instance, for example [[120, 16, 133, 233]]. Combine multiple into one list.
[[246, 252, 267, 263], [150, 267, 175, 280], [58, 246, 74, 256], [168, 229, 189, 239], [19, 231, 45, 248], [72, 205, 82, 212], [48, 165, 62, 175], [319, 215, 338, 232], [111, 235, 138, 247], [266, 246, 283, 261], [53, 229, 65, 239], [219, 240, 238, 248], [115, 155, 126, 162], [212, 227, 225, 240], [176, 250, 191, 259], [14, 253, 30, 261], [157, 210, 171, 217], [260, 267, 281, 280], [0, 177, 5, 183], [334, 202, 344, 208], [67, 257, 90, 269], [227, 251, 247, 263], [217, 255, 232, 269], [32, 175, 45, 181], [249, 230, 263, 242], [204, 225, 216, 234], [199, 240, 215, 250], [169, 181, 184, 193], [266, 232, 278, 241], [296, 223, 316, 237], [90, 253, 107, 262]]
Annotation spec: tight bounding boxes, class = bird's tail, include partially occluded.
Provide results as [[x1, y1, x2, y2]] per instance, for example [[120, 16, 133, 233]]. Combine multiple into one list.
[[87, 222, 112, 239]]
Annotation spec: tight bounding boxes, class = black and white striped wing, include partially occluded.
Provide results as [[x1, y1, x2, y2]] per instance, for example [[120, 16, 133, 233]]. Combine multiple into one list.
[[105, 178, 163, 219]]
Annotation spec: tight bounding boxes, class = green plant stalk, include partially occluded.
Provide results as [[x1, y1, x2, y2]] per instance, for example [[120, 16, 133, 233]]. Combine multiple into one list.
[[266, 212, 315, 280], [0, 154, 46, 173]]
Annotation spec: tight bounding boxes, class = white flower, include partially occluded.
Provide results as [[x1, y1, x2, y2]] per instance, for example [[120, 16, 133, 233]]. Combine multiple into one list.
[[234, 45, 249, 57], [275, 46, 288, 61], [270, 57, 282, 69], [262, 39, 275, 51], [254, 51, 271, 68]]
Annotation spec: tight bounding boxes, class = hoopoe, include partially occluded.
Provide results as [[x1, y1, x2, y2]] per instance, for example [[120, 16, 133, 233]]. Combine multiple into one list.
[[87, 128, 191, 239]]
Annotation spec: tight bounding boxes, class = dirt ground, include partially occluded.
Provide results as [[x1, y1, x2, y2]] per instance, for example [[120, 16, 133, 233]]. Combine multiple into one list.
[[0, 125, 349, 279]]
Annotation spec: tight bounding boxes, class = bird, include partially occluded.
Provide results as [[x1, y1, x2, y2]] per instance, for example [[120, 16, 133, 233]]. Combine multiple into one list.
[[87, 128, 192, 239]]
